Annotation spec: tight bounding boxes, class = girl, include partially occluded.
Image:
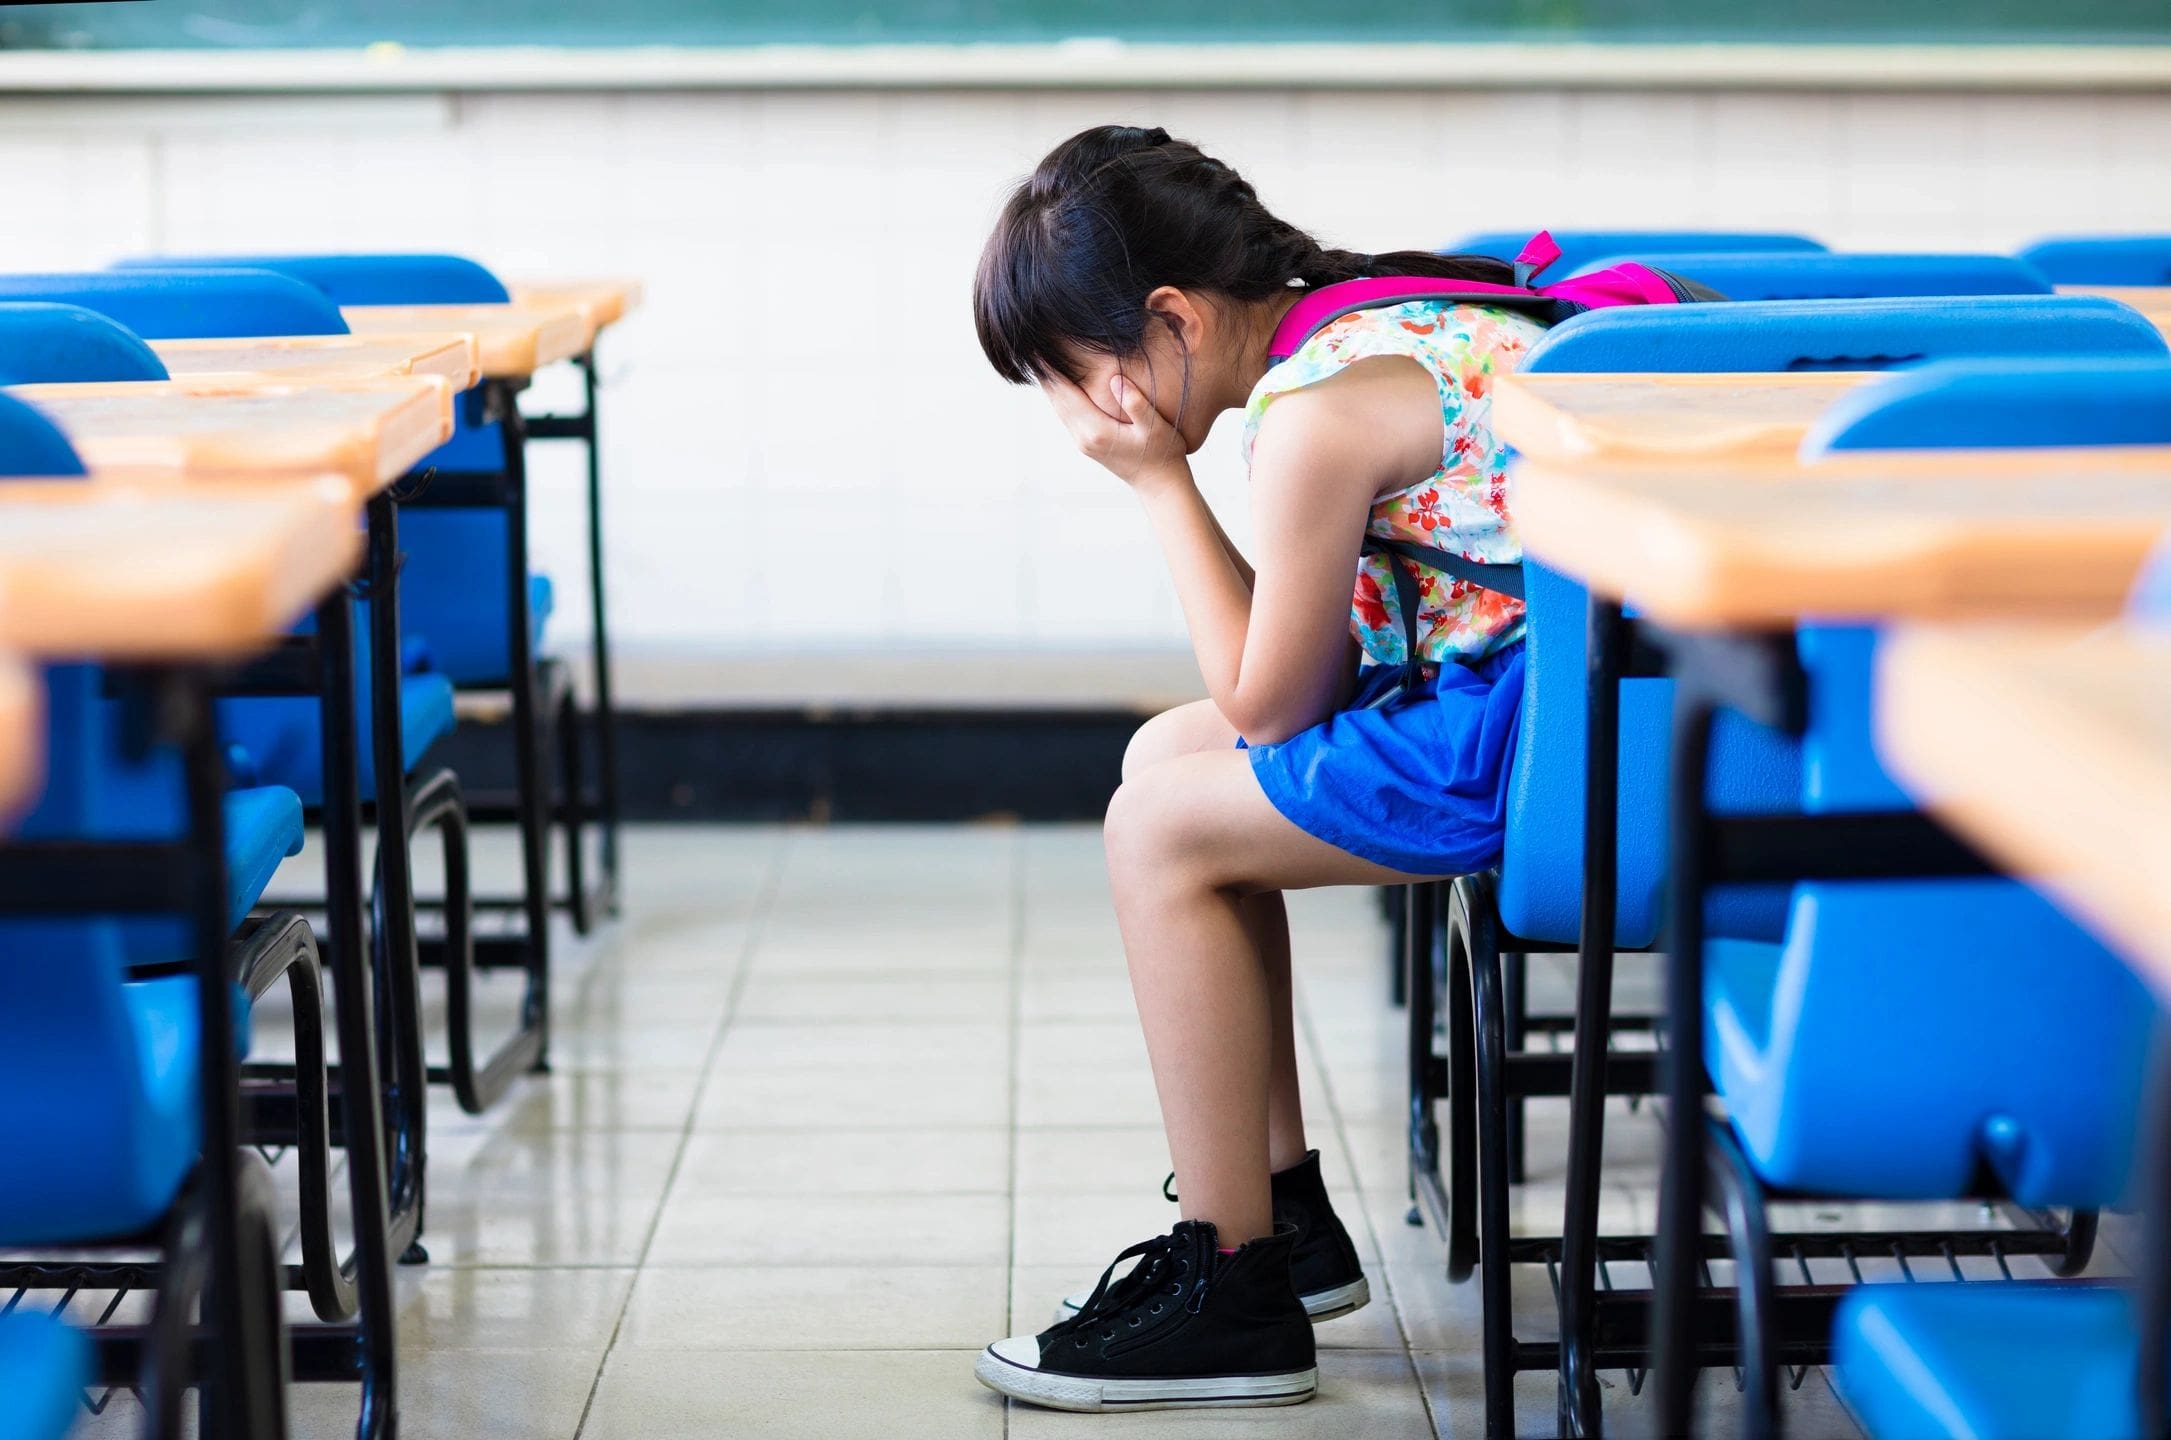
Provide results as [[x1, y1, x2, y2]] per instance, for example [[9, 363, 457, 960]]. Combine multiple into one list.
[[971, 125, 1539, 1413]]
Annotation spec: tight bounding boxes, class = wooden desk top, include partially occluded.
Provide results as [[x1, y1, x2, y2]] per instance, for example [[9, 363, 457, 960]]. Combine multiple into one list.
[[5, 379, 450, 497], [1494, 371, 1872, 463], [340, 302, 589, 378], [1879, 621, 2171, 994], [0, 656, 38, 824], [506, 279, 643, 333], [2057, 285, 2171, 328], [150, 333, 480, 391], [0, 479, 360, 659], [1513, 447, 2171, 628]]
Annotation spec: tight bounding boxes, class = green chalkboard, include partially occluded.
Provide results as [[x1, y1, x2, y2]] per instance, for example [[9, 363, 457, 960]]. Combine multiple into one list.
[[3, 0, 2168, 49]]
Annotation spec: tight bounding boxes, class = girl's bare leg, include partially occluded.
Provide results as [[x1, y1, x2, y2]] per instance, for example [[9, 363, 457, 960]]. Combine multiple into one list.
[[1122, 702, 1310, 1178], [1104, 746, 1433, 1245]]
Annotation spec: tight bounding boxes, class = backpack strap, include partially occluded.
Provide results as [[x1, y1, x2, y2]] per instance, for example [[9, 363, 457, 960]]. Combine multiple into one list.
[[1360, 534, 1525, 693], [1267, 276, 1557, 364]]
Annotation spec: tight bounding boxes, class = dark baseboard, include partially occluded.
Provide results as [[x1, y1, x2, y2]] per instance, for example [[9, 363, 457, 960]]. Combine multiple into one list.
[[434, 706, 1144, 822]]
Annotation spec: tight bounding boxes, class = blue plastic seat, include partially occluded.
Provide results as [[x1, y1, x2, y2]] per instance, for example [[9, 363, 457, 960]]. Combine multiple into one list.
[[1443, 229, 1823, 273], [0, 268, 346, 339], [1834, 1284, 2140, 1439], [2019, 235, 2171, 286], [116, 251, 510, 305], [221, 670, 456, 805], [0, 1309, 92, 1440], [1530, 294, 2169, 372], [0, 667, 300, 1243], [0, 392, 86, 478], [0, 300, 169, 385], [1570, 251, 2053, 301], [1803, 357, 2171, 453], [1705, 881, 2151, 1201]]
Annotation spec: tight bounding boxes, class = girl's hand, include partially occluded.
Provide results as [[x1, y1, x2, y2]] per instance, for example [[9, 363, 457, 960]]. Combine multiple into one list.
[[1042, 372, 1190, 493]]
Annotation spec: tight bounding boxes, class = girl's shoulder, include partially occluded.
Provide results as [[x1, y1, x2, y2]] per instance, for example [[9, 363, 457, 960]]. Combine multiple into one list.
[[1245, 301, 1543, 448]]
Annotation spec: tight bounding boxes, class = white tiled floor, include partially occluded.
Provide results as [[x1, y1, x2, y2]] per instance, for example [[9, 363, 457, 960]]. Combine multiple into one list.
[[50, 823, 1948, 1436]]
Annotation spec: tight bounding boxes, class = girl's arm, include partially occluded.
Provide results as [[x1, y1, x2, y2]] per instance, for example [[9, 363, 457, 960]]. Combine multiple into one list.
[[1043, 361, 1436, 743], [1144, 358, 1438, 743]]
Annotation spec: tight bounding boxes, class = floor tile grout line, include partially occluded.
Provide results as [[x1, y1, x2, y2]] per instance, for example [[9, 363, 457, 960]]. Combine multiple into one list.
[[570, 825, 791, 1440], [1293, 919, 1446, 1438]]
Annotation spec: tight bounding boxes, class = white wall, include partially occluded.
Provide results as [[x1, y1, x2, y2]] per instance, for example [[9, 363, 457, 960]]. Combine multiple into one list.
[[1, 86, 2168, 700]]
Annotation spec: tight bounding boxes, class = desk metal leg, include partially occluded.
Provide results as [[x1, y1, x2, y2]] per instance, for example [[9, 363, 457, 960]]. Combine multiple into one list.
[[1558, 597, 1626, 1439], [578, 354, 622, 916], [315, 592, 400, 1440], [1652, 688, 1717, 1439], [365, 494, 428, 1263], [500, 401, 553, 1076], [181, 676, 285, 1439]]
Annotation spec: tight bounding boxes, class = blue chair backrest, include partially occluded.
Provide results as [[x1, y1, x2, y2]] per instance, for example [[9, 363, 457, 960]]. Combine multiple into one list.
[[0, 302, 168, 385], [115, 252, 509, 306], [1572, 251, 2054, 302], [0, 269, 347, 340], [1444, 229, 1823, 274], [2019, 235, 2171, 286], [1802, 357, 2171, 454], [1527, 295, 2170, 372], [0, 393, 88, 478], [0, 665, 199, 1243]]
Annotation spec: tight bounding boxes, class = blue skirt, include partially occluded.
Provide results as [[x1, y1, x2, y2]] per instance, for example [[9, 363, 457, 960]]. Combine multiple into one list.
[[1246, 643, 1526, 877]]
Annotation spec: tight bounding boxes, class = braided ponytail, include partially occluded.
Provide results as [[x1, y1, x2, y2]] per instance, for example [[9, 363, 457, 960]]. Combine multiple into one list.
[[975, 125, 1513, 384]]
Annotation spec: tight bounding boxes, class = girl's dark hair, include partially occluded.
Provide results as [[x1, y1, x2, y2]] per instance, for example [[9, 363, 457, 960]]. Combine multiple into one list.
[[974, 124, 1513, 385]]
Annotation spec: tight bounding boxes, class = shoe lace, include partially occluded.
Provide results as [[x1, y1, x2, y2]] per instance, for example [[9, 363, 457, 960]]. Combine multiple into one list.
[[1048, 1233, 1185, 1338]]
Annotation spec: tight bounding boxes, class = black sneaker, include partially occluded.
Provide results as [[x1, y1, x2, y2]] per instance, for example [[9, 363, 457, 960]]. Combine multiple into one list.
[[977, 1220, 1317, 1412], [1052, 1151, 1369, 1325]]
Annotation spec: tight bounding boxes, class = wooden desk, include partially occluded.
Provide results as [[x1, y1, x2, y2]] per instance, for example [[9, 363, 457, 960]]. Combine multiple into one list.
[[5, 379, 450, 498], [0, 656, 38, 821], [340, 302, 588, 379], [1513, 448, 2171, 627], [1494, 372, 1872, 463], [0, 479, 359, 658], [2058, 285, 2171, 331], [506, 280, 643, 335], [1879, 622, 2171, 993], [150, 333, 480, 391]]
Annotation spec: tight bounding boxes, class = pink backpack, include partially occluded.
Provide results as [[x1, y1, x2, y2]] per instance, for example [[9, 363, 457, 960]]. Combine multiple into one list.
[[1266, 229, 1716, 365], [1263, 231, 1716, 647]]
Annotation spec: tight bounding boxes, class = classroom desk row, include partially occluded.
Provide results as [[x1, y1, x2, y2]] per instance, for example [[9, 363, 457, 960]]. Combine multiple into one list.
[[1486, 357, 2171, 1437]]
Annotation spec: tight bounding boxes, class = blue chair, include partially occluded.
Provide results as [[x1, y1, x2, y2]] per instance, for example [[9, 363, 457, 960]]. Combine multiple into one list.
[[0, 269, 344, 339], [2019, 235, 2171, 286], [1532, 294, 2170, 371], [124, 251, 605, 956], [1570, 251, 2054, 301], [0, 1309, 91, 1440], [0, 301, 169, 386], [1804, 356, 2171, 453], [1443, 229, 1823, 274], [1432, 295, 2171, 1438], [1650, 356, 2171, 1433], [0, 391, 88, 477]]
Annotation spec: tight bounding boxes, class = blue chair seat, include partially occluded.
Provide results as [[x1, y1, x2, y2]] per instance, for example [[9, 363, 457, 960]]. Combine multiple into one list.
[[115, 784, 304, 969], [222, 671, 456, 806], [0, 301, 169, 385], [1834, 1283, 2137, 1439], [0, 269, 346, 340], [116, 252, 509, 306], [0, 392, 88, 477], [0, 1309, 92, 1440], [1444, 229, 1823, 273], [1705, 882, 2152, 1203], [2019, 235, 2171, 286]]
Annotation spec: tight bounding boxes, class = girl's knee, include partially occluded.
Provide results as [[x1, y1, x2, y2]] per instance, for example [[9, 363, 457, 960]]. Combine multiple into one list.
[[1103, 769, 1196, 883], [1121, 699, 1238, 784]]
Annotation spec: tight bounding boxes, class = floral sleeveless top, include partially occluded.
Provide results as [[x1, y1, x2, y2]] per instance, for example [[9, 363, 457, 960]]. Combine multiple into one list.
[[1242, 300, 1545, 668]]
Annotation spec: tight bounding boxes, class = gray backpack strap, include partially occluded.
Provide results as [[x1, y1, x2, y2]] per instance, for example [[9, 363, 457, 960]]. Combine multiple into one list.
[[1359, 536, 1526, 698], [1361, 535, 1526, 604]]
